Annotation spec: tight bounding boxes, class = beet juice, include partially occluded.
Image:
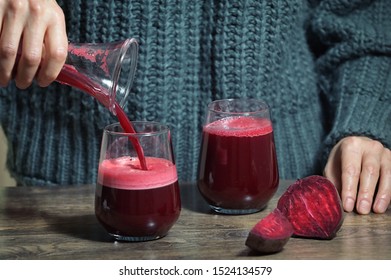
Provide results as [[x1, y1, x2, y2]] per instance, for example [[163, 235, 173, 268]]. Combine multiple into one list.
[[19, 39, 181, 239], [198, 116, 279, 213], [95, 156, 181, 241], [51, 41, 181, 240]]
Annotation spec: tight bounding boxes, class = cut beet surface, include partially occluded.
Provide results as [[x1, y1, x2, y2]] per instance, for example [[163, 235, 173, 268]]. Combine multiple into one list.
[[245, 208, 293, 254], [246, 175, 344, 254]]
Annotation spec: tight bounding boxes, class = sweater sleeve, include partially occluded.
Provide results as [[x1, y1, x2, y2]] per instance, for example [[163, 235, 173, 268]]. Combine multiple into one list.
[[308, 0, 391, 165]]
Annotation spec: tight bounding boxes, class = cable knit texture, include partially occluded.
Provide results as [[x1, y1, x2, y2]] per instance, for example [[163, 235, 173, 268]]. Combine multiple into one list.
[[0, 0, 390, 186]]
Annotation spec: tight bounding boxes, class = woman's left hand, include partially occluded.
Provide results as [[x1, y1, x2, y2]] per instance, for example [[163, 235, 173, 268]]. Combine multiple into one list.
[[324, 136, 391, 214]]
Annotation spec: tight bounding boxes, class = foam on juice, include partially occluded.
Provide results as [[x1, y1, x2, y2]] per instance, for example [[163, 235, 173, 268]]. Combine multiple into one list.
[[204, 116, 273, 137], [98, 156, 177, 190]]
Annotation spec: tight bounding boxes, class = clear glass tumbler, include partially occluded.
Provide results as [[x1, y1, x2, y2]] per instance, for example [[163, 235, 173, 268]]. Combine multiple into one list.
[[95, 121, 181, 241], [198, 99, 279, 214]]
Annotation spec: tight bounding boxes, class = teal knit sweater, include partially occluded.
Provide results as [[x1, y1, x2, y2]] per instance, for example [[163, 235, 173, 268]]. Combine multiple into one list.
[[0, 0, 390, 186]]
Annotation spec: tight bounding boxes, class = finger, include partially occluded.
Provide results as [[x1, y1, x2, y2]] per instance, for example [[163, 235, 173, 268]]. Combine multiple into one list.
[[36, 14, 67, 87], [373, 148, 391, 213], [0, 3, 27, 86], [16, 37, 43, 89], [339, 138, 362, 213], [14, 5, 48, 89], [356, 141, 382, 214]]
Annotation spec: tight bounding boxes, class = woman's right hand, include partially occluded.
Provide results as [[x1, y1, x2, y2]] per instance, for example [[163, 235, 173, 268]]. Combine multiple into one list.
[[0, 0, 68, 89]]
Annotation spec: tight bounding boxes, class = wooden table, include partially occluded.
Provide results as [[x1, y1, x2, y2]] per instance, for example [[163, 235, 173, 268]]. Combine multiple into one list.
[[0, 181, 390, 260]]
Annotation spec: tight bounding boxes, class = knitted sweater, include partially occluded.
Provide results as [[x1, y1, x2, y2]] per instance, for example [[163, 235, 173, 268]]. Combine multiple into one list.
[[0, 0, 390, 186]]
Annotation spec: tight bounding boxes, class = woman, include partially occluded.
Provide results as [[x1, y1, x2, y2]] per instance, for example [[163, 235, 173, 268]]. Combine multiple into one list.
[[0, 0, 390, 214]]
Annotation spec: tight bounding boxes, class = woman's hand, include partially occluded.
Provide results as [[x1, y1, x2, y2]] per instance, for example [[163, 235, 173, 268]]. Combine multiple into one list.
[[324, 136, 391, 214], [0, 0, 68, 89]]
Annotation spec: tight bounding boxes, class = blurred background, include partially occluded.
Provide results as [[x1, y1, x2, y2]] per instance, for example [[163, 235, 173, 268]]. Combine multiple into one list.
[[0, 126, 16, 186]]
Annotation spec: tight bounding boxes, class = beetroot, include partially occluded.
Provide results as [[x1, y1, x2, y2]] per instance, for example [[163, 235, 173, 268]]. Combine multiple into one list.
[[246, 175, 344, 254], [245, 209, 293, 254], [277, 175, 344, 239]]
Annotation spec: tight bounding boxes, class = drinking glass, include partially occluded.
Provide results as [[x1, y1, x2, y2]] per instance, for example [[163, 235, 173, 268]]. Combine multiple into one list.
[[198, 99, 279, 214], [95, 121, 181, 241]]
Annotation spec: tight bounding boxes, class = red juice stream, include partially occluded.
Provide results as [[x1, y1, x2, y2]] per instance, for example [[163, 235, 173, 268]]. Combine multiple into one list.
[[56, 64, 148, 170], [114, 102, 147, 170], [16, 45, 147, 170]]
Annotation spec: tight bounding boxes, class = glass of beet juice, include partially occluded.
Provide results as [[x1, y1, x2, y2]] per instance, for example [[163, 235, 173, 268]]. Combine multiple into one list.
[[198, 99, 279, 214], [95, 121, 181, 241]]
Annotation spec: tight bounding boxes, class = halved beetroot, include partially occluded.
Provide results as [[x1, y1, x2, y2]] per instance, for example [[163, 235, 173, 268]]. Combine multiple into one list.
[[246, 175, 344, 254], [277, 175, 344, 239], [245, 208, 293, 254]]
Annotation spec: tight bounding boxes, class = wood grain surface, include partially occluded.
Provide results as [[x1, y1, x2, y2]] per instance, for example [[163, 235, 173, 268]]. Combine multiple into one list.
[[0, 181, 390, 260]]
